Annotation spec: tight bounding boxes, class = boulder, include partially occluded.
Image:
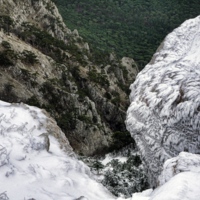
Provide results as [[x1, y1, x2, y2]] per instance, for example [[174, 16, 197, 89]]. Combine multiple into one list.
[[126, 16, 200, 187]]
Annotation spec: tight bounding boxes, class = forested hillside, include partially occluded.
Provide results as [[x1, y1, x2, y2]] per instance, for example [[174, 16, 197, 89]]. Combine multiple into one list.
[[54, 0, 200, 69]]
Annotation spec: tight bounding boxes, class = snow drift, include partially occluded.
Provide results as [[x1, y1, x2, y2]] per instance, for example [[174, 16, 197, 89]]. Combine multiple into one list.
[[0, 101, 113, 200], [126, 15, 200, 187]]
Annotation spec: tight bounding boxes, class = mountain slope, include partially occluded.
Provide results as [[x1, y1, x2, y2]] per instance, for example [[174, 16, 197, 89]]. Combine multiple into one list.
[[0, 0, 138, 156], [54, 0, 200, 69], [126, 15, 200, 187]]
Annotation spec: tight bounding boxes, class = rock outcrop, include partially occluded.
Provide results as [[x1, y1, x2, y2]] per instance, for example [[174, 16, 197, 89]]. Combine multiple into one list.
[[0, 0, 138, 155], [126, 16, 200, 187]]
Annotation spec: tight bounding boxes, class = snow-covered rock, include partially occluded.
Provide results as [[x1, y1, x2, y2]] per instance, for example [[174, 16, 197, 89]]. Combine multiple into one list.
[[150, 172, 200, 200], [0, 101, 114, 200], [150, 152, 200, 200], [158, 152, 200, 186], [124, 152, 200, 200], [126, 15, 200, 187]]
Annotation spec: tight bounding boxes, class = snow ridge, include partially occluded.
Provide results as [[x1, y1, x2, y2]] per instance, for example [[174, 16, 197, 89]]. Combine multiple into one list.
[[126, 16, 200, 187]]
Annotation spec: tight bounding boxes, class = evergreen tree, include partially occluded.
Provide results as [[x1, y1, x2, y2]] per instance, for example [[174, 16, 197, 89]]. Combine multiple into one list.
[[91, 160, 104, 174]]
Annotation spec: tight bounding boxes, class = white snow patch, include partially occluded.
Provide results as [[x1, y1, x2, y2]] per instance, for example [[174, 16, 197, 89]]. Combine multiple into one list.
[[150, 172, 200, 200], [0, 101, 114, 200], [102, 154, 128, 165]]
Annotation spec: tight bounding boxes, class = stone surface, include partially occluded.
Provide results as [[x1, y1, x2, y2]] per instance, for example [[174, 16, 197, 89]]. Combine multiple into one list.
[[0, 0, 138, 155], [126, 16, 200, 187], [121, 57, 139, 81]]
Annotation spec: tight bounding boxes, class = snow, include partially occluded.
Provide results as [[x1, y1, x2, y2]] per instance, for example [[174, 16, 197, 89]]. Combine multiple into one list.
[[126, 15, 200, 186], [150, 172, 200, 200], [2, 14, 200, 200], [102, 154, 128, 165], [0, 101, 114, 200], [150, 152, 200, 200], [117, 152, 200, 200], [131, 189, 152, 200]]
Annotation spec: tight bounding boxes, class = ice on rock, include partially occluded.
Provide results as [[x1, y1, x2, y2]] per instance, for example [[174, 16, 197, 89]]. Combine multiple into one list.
[[122, 152, 200, 200], [0, 101, 114, 200], [158, 152, 200, 186], [149, 152, 200, 200], [126, 15, 200, 187], [150, 172, 200, 200]]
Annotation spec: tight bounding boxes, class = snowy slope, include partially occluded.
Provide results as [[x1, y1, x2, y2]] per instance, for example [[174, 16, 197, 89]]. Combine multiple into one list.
[[0, 101, 114, 200], [126, 15, 200, 187]]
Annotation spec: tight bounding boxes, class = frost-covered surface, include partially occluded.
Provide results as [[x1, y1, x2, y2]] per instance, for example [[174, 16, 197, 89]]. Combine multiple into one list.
[[119, 152, 200, 200], [101, 155, 148, 198], [149, 152, 200, 200], [0, 101, 114, 200], [101, 144, 137, 165], [102, 154, 128, 165], [126, 15, 200, 186], [79, 146, 148, 198], [158, 152, 200, 186], [150, 172, 200, 200]]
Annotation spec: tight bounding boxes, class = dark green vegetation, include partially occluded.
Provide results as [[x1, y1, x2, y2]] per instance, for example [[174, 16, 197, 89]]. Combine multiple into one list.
[[0, 41, 19, 67], [0, 15, 13, 33], [0, 1, 136, 157], [54, 0, 200, 69], [79, 149, 148, 198], [109, 131, 135, 152], [102, 155, 148, 197], [91, 160, 104, 174]]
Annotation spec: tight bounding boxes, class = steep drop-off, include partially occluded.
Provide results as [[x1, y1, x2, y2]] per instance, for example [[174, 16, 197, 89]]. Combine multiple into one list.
[[0, 0, 138, 155], [55, 0, 200, 68], [126, 16, 200, 187]]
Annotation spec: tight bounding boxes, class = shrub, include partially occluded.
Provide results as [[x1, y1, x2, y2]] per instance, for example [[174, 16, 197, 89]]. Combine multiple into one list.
[[109, 131, 135, 152], [90, 160, 104, 174], [119, 65, 128, 80], [88, 69, 109, 86], [2, 41, 11, 49], [104, 91, 112, 100], [56, 113, 76, 130], [0, 15, 14, 32], [21, 50, 39, 64], [0, 52, 13, 66], [102, 156, 148, 197], [117, 82, 131, 95], [112, 91, 120, 97], [76, 89, 89, 99], [20, 68, 31, 81], [111, 97, 120, 105], [78, 115, 92, 124], [26, 95, 41, 107], [126, 155, 142, 168]]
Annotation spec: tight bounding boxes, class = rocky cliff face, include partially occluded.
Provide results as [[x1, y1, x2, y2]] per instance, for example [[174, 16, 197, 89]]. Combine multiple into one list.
[[126, 16, 200, 187], [0, 0, 138, 156]]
